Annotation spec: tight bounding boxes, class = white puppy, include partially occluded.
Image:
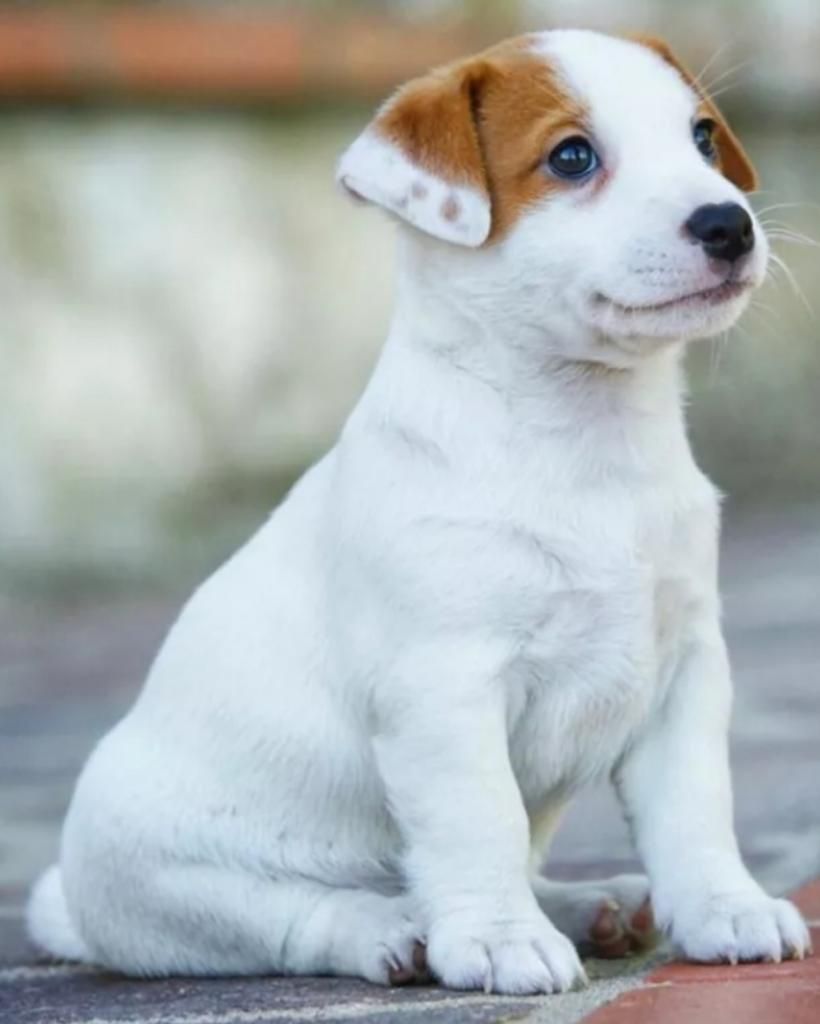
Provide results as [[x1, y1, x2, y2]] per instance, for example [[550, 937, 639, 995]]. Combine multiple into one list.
[[28, 29, 811, 995]]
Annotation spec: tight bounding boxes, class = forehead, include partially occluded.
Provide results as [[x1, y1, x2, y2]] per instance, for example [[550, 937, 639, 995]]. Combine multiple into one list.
[[473, 32, 702, 241], [532, 30, 698, 139]]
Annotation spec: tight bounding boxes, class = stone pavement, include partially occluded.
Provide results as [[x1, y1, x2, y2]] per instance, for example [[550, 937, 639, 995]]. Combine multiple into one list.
[[1, 505, 819, 1023]]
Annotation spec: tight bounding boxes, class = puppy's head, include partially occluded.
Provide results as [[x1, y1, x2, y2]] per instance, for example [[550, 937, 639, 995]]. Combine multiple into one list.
[[338, 30, 766, 364]]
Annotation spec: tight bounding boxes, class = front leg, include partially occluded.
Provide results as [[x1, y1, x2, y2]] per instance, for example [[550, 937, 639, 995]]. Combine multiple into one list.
[[372, 641, 586, 995], [616, 624, 811, 964]]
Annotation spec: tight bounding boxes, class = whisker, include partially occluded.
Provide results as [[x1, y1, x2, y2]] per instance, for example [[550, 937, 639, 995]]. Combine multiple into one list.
[[756, 201, 820, 217], [704, 80, 743, 102], [750, 299, 781, 323], [692, 42, 734, 93], [707, 330, 730, 385], [757, 211, 820, 248], [701, 57, 751, 98], [765, 229, 820, 249], [758, 218, 807, 230], [769, 251, 814, 317]]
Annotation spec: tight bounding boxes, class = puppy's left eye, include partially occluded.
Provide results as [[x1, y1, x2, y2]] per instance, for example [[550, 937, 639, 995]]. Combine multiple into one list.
[[546, 137, 599, 180], [693, 118, 718, 162]]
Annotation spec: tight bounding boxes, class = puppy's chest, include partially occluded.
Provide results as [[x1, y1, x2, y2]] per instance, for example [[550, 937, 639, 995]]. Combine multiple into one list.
[[502, 492, 710, 792]]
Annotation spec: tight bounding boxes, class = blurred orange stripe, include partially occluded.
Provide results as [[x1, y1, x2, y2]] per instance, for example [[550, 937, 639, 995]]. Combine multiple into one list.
[[0, 7, 501, 102]]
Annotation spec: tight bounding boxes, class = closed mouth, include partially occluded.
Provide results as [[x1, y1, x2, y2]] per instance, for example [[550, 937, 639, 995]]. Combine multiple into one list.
[[596, 279, 751, 315]]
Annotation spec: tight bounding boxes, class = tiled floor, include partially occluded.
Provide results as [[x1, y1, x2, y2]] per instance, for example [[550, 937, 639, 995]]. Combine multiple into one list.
[[2, 506, 819, 1023]]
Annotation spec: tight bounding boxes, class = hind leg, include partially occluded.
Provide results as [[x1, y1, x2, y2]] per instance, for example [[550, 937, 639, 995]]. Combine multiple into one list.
[[533, 876, 657, 959], [74, 862, 425, 983]]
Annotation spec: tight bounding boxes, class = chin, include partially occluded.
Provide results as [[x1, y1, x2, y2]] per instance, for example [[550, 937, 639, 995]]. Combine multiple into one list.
[[581, 280, 755, 352]]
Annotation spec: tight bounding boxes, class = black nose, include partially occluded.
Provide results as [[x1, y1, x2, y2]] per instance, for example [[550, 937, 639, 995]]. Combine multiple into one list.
[[685, 202, 755, 263]]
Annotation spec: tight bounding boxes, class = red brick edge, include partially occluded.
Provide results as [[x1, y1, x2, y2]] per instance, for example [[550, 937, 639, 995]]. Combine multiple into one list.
[[585, 881, 820, 1023], [0, 7, 503, 102]]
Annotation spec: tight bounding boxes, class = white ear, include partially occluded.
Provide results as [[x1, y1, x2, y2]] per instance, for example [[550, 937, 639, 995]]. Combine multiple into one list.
[[337, 129, 491, 247]]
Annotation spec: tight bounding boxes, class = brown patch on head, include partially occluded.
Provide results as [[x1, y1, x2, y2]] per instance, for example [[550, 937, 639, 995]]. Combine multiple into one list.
[[369, 34, 590, 244], [631, 35, 758, 192], [474, 41, 588, 240]]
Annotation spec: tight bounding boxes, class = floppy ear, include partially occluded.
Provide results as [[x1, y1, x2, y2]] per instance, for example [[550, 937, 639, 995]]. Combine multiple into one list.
[[632, 35, 758, 193], [337, 60, 492, 247]]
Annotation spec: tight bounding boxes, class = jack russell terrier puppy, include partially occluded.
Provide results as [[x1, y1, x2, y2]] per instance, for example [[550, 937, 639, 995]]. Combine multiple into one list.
[[28, 29, 811, 995]]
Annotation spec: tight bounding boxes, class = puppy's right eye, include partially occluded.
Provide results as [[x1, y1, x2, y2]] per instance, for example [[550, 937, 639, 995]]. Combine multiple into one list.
[[693, 118, 718, 163], [546, 137, 599, 180]]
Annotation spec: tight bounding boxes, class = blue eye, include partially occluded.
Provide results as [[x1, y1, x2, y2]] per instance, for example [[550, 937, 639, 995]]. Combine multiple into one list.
[[693, 118, 717, 162], [547, 136, 599, 180]]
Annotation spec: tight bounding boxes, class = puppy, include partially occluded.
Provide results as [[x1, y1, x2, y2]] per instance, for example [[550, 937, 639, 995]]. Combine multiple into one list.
[[28, 29, 811, 995]]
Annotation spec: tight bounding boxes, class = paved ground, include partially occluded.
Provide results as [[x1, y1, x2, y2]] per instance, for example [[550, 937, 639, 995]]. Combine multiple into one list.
[[1, 505, 819, 1023], [586, 880, 820, 1024]]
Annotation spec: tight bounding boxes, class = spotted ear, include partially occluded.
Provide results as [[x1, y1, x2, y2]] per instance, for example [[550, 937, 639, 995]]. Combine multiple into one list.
[[337, 61, 492, 247], [632, 35, 758, 193]]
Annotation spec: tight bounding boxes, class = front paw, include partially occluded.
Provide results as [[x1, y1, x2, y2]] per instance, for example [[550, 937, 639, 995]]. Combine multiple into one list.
[[667, 889, 811, 964], [426, 908, 587, 995]]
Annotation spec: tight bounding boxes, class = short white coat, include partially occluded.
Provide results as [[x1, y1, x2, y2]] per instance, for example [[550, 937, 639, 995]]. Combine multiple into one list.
[[27, 30, 809, 993]]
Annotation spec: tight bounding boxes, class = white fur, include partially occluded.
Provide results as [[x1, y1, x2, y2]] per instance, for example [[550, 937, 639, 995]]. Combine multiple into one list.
[[28, 30, 809, 992], [337, 129, 491, 247]]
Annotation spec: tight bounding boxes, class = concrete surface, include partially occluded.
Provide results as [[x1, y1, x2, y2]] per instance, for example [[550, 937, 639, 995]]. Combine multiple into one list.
[[1, 504, 819, 1023]]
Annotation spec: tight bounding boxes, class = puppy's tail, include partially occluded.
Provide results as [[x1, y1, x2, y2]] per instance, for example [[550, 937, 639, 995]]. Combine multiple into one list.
[[26, 864, 89, 962]]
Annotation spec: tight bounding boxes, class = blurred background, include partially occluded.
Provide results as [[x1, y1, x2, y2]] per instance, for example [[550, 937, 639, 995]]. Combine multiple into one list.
[[1, 0, 820, 993], [0, 0, 817, 599]]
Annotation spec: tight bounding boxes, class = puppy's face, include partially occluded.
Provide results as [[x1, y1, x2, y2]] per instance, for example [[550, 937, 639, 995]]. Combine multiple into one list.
[[338, 30, 767, 365]]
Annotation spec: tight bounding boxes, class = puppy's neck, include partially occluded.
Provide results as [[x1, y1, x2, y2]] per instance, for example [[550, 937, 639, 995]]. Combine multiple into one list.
[[387, 245, 688, 434]]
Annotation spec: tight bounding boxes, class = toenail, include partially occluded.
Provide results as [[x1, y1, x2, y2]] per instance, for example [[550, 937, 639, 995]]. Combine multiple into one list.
[[388, 961, 416, 986], [412, 941, 428, 973]]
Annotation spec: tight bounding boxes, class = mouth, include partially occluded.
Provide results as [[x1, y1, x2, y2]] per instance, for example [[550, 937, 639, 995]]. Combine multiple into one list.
[[595, 278, 751, 315]]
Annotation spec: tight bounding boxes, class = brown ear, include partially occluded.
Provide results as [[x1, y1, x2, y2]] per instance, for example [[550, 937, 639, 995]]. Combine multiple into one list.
[[632, 35, 758, 193], [336, 60, 493, 246]]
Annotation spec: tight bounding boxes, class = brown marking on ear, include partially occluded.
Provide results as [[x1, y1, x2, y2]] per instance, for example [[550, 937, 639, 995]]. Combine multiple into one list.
[[631, 35, 758, 192], [371, 35, 590, 244], [376, 58, 490, 194]]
